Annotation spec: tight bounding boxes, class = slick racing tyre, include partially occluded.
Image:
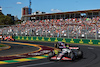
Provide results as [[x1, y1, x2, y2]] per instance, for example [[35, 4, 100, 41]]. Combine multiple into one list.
[[54, 43, 59, 49], [69, 52, 75, 61], [47, 51, 55, 60], [77, 50, 83, 58], [1, 38, 4, 41], [13, 39, 15, 41]]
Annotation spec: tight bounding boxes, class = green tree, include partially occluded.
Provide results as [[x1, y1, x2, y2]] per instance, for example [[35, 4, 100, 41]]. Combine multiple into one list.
[[0, 12, 4, 15], [0, 12, 13, 25], [0, 15, 5, 25], [14, 20, 22, 24], [4, 16, 13, 25]]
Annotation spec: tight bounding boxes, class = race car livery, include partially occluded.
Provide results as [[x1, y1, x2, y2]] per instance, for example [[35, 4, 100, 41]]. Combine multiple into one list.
[[48, 48, 83, 61], [47, 41, 83, 61], [1, 36, 15, 41]]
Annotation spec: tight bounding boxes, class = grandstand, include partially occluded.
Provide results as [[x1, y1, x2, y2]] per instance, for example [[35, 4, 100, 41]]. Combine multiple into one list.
[[1, 17, 100, 39], [22, 9, 100, 21]]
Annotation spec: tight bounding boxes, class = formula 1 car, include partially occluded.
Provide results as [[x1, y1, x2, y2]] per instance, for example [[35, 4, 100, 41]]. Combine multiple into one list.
[[48, 48, 83, 61], [47, 41, 83, 61], [1, 36, 15, 41]]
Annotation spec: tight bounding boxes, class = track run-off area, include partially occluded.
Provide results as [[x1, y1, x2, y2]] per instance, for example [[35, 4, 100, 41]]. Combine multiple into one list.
[[0, 41, 100, 67]]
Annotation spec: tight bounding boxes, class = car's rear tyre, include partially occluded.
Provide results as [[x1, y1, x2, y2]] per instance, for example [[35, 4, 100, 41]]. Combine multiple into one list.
[[14, 39, 15, 41], [77, 50, 83, 58], [1, 38, 4, 41]]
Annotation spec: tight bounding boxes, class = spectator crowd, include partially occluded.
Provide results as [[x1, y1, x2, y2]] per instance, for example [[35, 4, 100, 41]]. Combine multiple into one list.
[[0, 17, 100, 39]]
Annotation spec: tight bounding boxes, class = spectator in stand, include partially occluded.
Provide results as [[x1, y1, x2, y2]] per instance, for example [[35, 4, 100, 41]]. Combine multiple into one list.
[[1, 17, 100, 39]]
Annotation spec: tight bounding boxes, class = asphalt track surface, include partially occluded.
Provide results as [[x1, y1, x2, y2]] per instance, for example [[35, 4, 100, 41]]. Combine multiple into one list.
[[0, 41, 39, 56], [1, 41, 100, 67]]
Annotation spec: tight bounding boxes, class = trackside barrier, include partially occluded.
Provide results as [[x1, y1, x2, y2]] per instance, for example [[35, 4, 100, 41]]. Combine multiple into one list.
[[14, 36, 100, 45]]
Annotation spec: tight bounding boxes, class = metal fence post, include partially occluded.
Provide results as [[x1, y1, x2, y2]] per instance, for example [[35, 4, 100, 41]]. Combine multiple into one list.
[[86, 25, 87, 39], [76, 25, 78, 39], [40, 28, 41, 37], [60, 24, 61, 38], [30, 28, 32, 36], [40, 23, 42, 37], [67, 25, 69, 38], [95, 25, 97, 39], [53, 25, 54, 37], [46, 26, 47, 37], [49, 24, 50, 37]]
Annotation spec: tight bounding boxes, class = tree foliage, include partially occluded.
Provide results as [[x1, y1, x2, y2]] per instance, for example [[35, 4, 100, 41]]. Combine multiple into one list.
[[0, 12, 13, 25], [14, 20, 22, 24], [0, 12, 4, 15]]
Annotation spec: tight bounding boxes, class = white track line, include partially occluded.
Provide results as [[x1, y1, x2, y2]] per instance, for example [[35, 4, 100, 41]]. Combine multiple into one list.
[[17, 62, 54, 67], [88, 47, 94, 49]]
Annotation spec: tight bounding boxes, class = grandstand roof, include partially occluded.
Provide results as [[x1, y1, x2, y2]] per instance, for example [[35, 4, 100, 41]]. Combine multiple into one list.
[[24, 9, 100, 17]]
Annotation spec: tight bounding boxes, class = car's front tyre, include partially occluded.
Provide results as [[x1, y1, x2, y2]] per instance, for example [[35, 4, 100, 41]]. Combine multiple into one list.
[[69, 52, 75, 61], [54, 43, 59, 49], [47, 51, 55, 61]]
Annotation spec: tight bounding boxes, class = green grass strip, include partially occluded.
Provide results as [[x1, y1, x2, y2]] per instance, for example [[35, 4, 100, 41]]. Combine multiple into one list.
[[4, 60, 19, 63], [26, 57, 38, 60], [41, 55, 48, 57]]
